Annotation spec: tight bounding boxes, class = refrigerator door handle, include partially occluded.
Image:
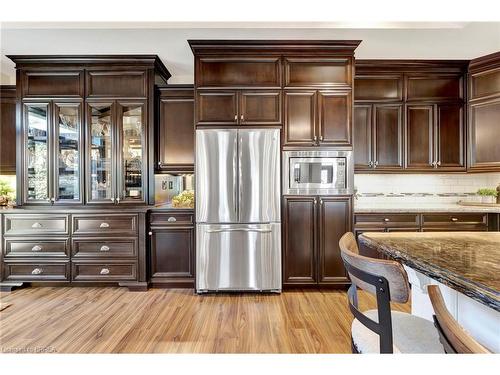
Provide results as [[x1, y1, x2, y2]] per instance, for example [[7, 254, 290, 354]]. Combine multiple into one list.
[[205, 228, 273, 233]]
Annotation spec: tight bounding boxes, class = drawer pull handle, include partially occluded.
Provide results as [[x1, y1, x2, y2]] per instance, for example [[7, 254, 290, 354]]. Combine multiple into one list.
[[31, 222, 43, 228], [100, 245, 110, 252], [451, 217, 459, 222], [383, 218, 390, 222], [100, 268, 110, 275], [31, 268, 43, 275], [167, 217, 177, 222], [31, 245, 42, 252], [99, 222, 110, 228]]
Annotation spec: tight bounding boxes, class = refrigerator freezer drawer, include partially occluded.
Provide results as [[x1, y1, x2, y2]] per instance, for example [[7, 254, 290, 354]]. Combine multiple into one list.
[[196, 223, 281, 292]]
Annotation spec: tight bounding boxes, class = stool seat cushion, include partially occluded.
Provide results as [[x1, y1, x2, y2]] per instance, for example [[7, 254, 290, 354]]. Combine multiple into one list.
[[352, 309, 444, 353]]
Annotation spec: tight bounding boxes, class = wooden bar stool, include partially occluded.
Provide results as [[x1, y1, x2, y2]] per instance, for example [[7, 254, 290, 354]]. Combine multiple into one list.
[[339, 232, 444, 353], [428, 285, 491, 354]]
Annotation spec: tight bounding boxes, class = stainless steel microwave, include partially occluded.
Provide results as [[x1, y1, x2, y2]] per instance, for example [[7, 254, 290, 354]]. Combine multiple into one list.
[[283, 150, 354, 195]]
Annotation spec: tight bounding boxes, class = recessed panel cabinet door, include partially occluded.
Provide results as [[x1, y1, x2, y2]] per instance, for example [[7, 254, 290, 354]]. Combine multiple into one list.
[[283, 91, 316, 146], [283, 197, 317, 284], [318, 196, 351, 284], [406, 105, 434, 169], [150, 227, 194, 280], [240, 91, 281, 125], [196, 91, 238, 125], [436, 103, 464, 170], [353, 105, 372, 170], [373, 104, 403, 170], [318, 91, 352, 146], [158, 96, 194, 170], [469, 98, 500, 171]]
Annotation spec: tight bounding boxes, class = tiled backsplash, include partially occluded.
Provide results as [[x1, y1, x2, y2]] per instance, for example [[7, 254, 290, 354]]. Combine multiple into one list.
[[354, 173, 500, 204]]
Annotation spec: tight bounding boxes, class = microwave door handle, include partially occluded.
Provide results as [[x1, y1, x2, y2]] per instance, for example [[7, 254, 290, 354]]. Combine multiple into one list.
[[294, 166, 300, 182]]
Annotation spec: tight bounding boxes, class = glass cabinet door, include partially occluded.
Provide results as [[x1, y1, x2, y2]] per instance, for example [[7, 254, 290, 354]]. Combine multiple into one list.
[[25, 103, 50, 203], [119, 103, 145, 203], [88, 103, 115, 203], [54, 103, 82, 203]]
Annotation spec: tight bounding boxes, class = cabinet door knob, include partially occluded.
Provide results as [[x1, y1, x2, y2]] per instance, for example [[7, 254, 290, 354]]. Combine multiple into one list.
[[31, 245, 42, 252], [99, 222, 110, 228], [234, 114, 238, 121], [100, 268, 110, 275], [100, 245, 110, 252], [31, 268, 43, 275], [240, 114, 244, 121], [451, 217, 459, 222], [116, 197, 121, 203], [319, 198, 323, 205], [368, 161, 373, 168], [383, 218, 390, 222], [148, 231, 153, 236], [437, 161, 441, 166], [167, 217, 177, 222], [110, 197, 115, 202], [158, 161, 163, 167], [31, 222, 43, 229], [319, 135, 323, 142], [51, 197, 56, 203]]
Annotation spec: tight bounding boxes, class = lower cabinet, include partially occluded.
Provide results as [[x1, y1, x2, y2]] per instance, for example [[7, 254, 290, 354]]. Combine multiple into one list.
[[354, 212, 490, 258], [0, 211, 147, 292], [148, 210, 195, 288], [283, 196, 352, 287]]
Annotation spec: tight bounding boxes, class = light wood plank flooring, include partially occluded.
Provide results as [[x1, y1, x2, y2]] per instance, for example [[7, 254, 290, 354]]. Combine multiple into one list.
[[0, 287, 410, 353]]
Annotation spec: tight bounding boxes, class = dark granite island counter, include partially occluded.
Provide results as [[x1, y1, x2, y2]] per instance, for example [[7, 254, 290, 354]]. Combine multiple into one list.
[[359, 232, 500, 353]]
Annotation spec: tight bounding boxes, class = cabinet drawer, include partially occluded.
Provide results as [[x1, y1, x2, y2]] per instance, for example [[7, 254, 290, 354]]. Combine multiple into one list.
[[421, 213, 487, 228], [72, 262, 137, 281], [3, 238, 69, 258], [4, 262, 70, 281], [71, 238, 137, 258], [72, 214, 138, 236], [149, 212, 194, 226], [3, 215, 69, 236], [354, 214, 420, 227]]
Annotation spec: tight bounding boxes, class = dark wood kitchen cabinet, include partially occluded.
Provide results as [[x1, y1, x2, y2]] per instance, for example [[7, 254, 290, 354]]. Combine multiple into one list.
[[354, 104, 403, 171], [8, 55, 171, 206], [156, 86, 194, 172], [148, 210, 195, 288], [196, 90, 281, 126], [0, 86, 16, 174], [468, 52, 500, 172], [283, 195, 352, 287], [190, 40, 359, 137], [406, 103, 464, 171], [354, 60, 467, 173], [283, 89, 352, 147]]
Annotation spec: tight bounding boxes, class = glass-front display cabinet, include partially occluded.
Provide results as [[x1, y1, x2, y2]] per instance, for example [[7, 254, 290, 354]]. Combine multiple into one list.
[[87, 101, 146, 205], [23, 101, 83, 205]]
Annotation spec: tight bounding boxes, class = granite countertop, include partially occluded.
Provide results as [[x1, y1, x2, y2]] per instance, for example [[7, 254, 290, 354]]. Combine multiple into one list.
[[150, 203, 194, 211], [354, 202, 500, 213], [358, 232, 500, 312]]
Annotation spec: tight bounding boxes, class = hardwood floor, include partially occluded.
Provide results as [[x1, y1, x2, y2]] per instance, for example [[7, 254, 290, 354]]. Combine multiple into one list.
[[0, 287, 410, 353]]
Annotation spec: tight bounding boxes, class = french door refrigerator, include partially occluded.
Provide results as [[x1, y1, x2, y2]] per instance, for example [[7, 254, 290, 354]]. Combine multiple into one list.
[[196, 128, 281, 293]]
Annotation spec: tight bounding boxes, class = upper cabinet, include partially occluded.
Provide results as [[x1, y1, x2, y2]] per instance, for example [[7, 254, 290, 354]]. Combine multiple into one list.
[[468, 52, 500, 172], [284, 89, 351, 147], [195, 57, 282, 89], [157, 86, 195, 172], [196, 90, 281, 126], [8, 55, 170, 206], [189, 40, 360, 137], [0, 86, 16, 174], [283, 58, 352, 88], [354, 60, 467, 173]]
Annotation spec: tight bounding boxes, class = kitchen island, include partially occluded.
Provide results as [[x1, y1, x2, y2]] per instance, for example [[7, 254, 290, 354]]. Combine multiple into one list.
[[359, 232, 500, 352]]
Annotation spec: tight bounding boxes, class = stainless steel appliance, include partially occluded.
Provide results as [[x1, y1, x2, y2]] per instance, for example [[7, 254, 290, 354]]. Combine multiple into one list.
[[283, 150, 353, 195], [196, 129, 281, 293]]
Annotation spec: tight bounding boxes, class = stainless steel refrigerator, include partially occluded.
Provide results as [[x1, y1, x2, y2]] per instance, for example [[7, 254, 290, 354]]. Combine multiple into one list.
[[195, 128, 281, 293]]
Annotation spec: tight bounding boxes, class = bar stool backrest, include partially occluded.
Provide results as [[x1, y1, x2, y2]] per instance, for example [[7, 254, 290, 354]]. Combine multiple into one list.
[[428, 285, 490, 354], [339, 232, 411, 353]]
